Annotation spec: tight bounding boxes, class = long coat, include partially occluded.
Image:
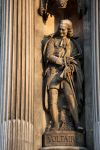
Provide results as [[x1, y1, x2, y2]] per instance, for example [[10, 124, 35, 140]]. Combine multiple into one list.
[[42, 35, 83, 114]]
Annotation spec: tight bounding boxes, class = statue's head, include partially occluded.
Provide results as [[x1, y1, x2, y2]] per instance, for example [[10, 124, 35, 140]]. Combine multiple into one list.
[[59, 19, 74, 38]]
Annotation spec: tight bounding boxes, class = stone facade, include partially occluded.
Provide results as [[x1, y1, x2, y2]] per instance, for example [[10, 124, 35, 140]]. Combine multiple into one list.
[[0, 0, 100, 150]]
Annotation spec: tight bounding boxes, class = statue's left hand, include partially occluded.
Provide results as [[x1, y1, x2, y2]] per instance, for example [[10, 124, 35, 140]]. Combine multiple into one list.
[[66, 57, 77, 65]]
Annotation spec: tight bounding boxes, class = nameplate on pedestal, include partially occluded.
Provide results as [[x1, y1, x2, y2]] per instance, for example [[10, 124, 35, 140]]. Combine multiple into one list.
[[43, 131, 85, 147]]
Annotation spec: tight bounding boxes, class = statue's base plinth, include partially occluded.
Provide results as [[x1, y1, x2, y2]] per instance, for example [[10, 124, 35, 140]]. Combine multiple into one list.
[[41, 146, 87, 150], [41, 131, 87, 150], [42, 131, 85, 147]]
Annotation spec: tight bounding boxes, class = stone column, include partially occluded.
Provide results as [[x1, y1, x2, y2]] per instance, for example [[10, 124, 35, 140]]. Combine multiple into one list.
[[83, 0, 94, 149], [0, 0, 34, 149], [92, 0, 100, 150]]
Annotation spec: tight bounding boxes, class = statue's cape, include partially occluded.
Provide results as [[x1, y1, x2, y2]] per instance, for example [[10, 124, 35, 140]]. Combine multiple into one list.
[[71, 38, 83, 114]]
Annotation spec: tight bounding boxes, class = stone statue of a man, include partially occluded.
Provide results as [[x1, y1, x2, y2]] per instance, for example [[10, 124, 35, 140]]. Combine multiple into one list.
[[43, 19, 83, 131]]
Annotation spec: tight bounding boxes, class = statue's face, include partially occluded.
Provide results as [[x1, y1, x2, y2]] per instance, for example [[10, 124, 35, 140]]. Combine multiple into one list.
[[59, 24, 68, 37]]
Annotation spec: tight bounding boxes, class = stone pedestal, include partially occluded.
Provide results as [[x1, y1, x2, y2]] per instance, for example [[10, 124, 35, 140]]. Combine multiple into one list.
[[43, 131, 85, 147], [41, 131, 87, 150]]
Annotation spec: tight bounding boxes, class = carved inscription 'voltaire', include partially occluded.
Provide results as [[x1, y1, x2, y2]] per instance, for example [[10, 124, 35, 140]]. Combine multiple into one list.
[[43, 131, 84, 147], [47, 135, 75, 143]]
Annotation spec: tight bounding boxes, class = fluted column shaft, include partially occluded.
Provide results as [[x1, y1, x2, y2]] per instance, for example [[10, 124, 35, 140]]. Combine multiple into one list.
[[92, 0, 100, 150], [0, 0, 34, 149]]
